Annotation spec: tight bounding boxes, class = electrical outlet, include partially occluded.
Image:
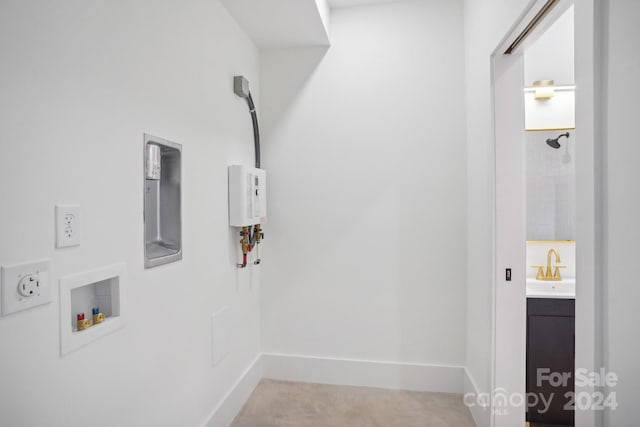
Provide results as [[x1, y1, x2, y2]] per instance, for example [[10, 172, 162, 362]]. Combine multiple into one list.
[[1, 259, 52, 316], [17, 274, 40, 297], [55, 205, 80, 248]]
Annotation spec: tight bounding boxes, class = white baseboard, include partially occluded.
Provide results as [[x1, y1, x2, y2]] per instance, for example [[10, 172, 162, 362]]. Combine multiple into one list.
[[464, 367, 490, 427], [201, 353, 478, 427], [262, 352, 465, 394], [202, 354, 263, 427]]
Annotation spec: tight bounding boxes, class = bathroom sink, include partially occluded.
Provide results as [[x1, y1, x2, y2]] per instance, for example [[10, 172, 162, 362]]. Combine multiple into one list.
[[526, 278, 575, 299]]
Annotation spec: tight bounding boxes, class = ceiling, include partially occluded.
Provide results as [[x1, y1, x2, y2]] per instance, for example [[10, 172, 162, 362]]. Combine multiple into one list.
[[328, 0, 408, 9]]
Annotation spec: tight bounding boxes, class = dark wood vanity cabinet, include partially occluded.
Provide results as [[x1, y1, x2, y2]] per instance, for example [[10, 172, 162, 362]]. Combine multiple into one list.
[[527, 298, 575, 426]]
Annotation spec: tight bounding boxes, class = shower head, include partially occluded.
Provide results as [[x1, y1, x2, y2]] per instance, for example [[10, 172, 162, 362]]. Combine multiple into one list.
[[546, 138, 561, 149], [546, 132, 570, 149]]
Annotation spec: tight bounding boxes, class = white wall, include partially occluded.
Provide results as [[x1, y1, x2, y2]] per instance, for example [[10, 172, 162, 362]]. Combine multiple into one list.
[[526, 130, 576, 241], [261, 0, 467, 372], [462, 0, 530, 425], [523, 5, 574, 86], [603, 0, 640, 425], [0, 1, 261, 426], [315, 0, 331, 38]]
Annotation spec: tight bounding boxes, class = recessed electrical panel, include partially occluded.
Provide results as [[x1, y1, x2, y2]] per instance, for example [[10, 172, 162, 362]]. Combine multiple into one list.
[[228, 165, 267, 227], [144, 134, 182, 269]]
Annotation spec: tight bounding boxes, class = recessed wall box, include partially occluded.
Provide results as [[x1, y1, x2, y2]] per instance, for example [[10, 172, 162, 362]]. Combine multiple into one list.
[[144, 134, 182, 268], [59, 263, 125, 356], [228, 165, 267, 227]]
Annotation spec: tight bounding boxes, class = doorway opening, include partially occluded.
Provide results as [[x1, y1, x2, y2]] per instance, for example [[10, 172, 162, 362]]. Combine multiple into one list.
[[491, 1, 600, 427]]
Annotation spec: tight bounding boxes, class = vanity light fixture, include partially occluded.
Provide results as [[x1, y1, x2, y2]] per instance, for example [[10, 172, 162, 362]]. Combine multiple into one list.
[[524, 81, 576, 101], [533, 80, 554, 100]]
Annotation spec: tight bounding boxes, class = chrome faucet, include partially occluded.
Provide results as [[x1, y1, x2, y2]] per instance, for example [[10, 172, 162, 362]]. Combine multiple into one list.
[[532, 248, 566, 281]]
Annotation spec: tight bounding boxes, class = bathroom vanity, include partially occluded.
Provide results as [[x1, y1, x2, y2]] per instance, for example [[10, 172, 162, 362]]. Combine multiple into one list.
[[526, 279, 575, 426]]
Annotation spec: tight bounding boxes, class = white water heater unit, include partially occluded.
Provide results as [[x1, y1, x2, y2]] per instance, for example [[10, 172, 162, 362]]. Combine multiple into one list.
[[228, 165, 267, 227]]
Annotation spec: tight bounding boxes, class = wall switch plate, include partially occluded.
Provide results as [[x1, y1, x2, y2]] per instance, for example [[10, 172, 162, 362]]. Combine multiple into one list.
[[55, 205, 80, 248], [1, 259, 52, 316]]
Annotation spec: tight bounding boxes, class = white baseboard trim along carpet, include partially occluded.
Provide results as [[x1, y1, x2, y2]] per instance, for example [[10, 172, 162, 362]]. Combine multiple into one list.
[[464, 367, 490, 427], [204, 352, 473, 427], [202, 354, 263, 427], [262, 352, 464, 394]]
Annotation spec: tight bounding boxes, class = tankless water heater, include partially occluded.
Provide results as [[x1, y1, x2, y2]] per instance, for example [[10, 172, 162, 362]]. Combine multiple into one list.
[[228, 165, 267, 227]]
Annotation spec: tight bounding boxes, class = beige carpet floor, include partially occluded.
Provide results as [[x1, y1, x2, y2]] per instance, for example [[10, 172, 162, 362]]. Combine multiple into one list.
[[231, 379, 476, 427]]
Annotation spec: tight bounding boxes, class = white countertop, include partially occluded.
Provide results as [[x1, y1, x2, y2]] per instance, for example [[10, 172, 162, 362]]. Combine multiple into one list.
[[526, 278, 575, 299]]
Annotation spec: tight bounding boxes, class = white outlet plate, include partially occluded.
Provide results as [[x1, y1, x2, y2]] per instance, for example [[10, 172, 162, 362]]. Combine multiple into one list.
[[55, 205, 80, 248], [1, 259, 52, 316]]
